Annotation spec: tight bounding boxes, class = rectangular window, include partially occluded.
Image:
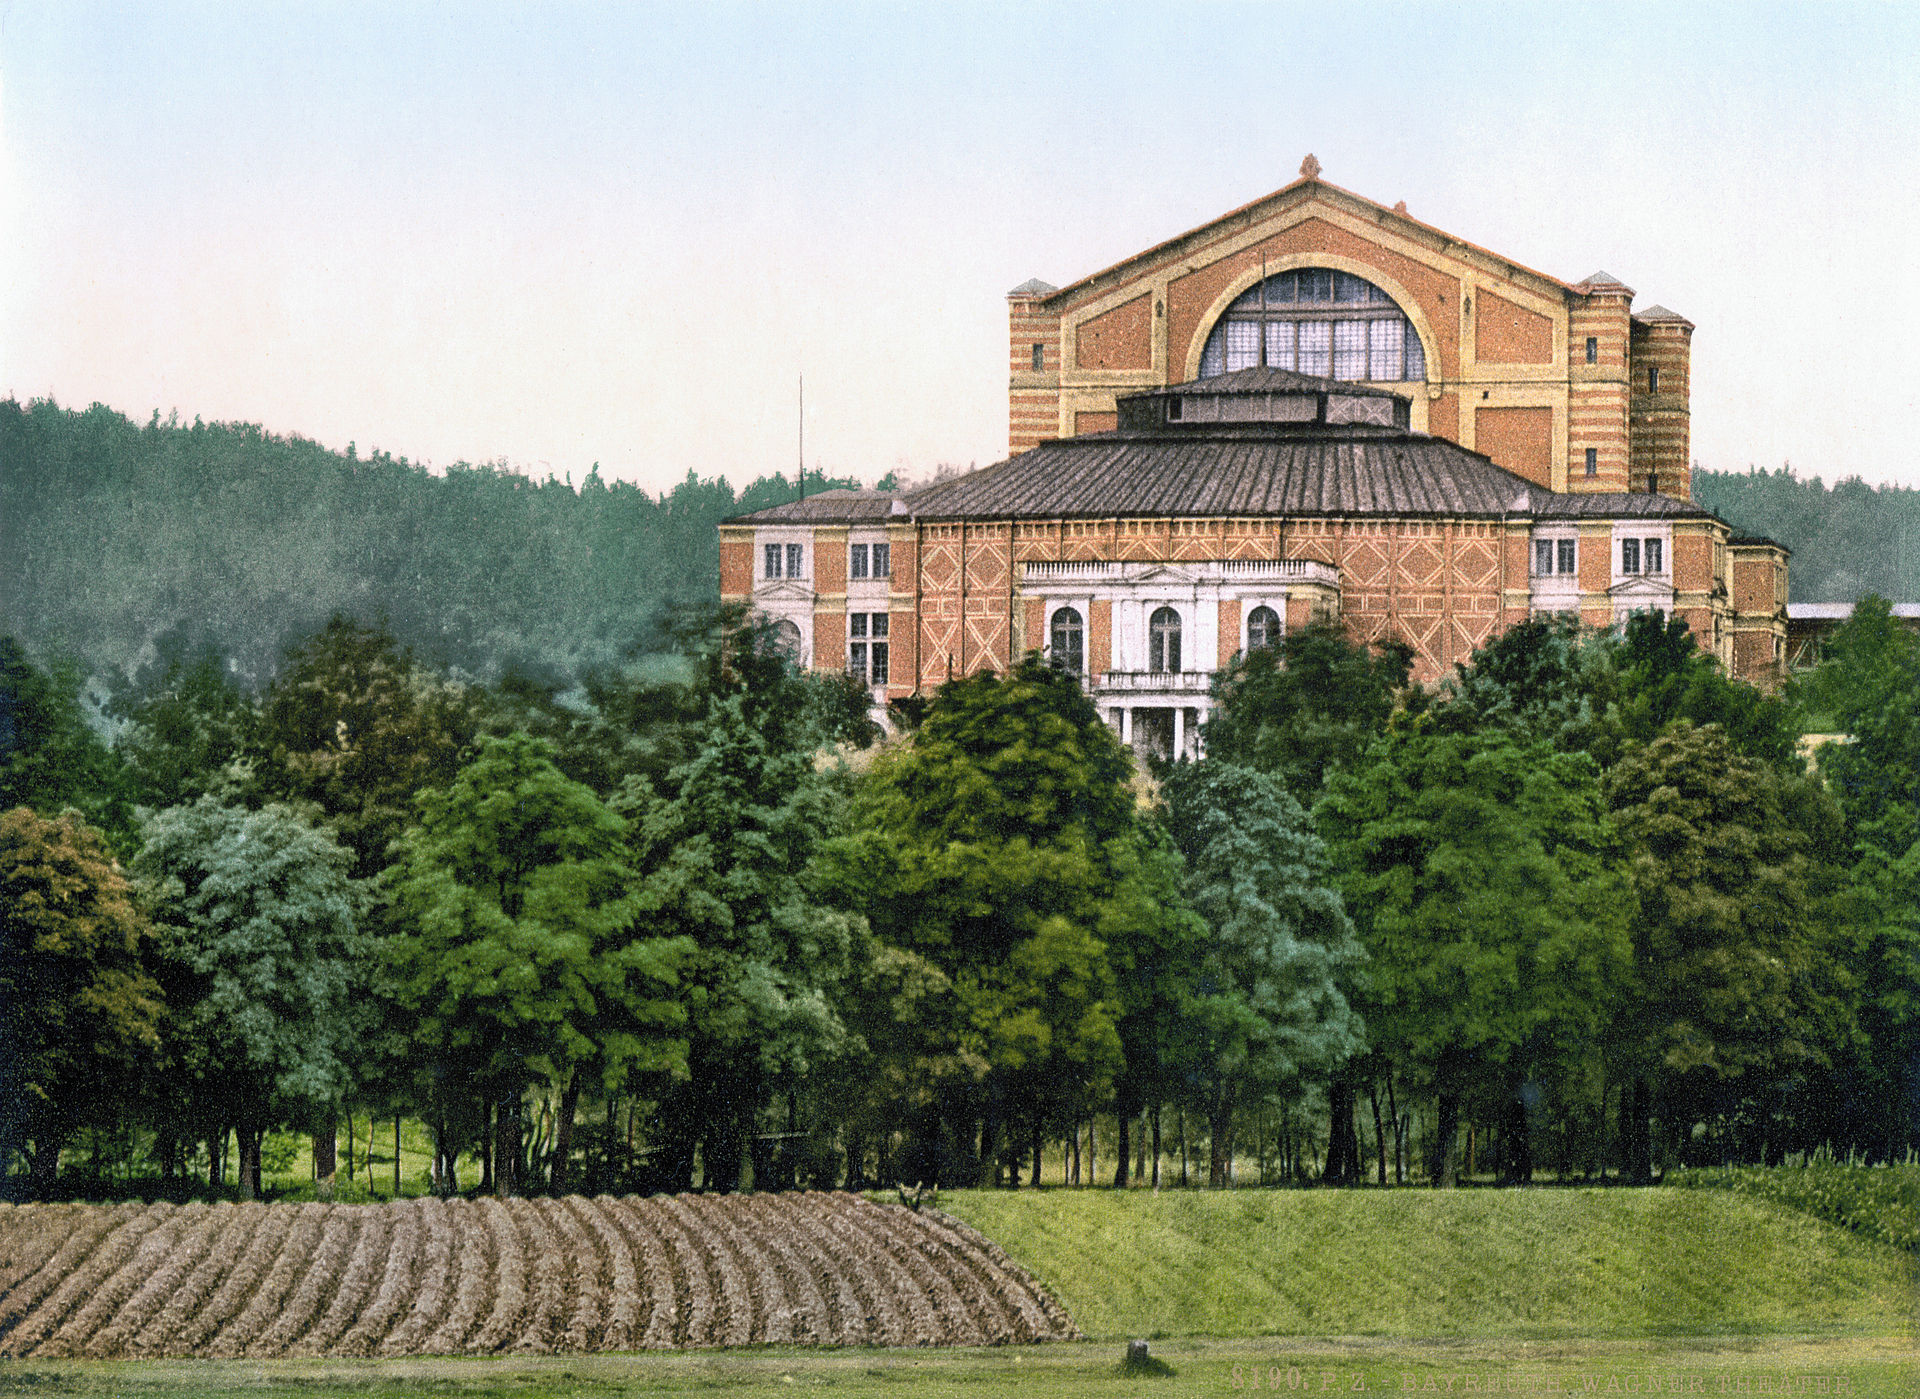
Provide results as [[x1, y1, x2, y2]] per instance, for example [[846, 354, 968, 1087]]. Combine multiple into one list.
[[1645, 538, 1664, 574], [1031, 343, 1044, 372], [1264, 320, 1296, 372], [871, 542, 890, 579], [785, 543, 804, 579], [1557, 539, 1577, 575], [848, 613, 888, 685], [850, 543, 869, 579], [1648, 366, 1660, 392], [1585, 336, 1597, 364], [764, 543, 782, 579], [1224, 320, 1260, 372], [1533, 540, 1554, 576], [1585, 447, 1597, 477], [1297, 321, 1331, 376], [1368, 319, 1404, 380], [1622, 538, 1641, 574], [1332, 320, 1367, 379]]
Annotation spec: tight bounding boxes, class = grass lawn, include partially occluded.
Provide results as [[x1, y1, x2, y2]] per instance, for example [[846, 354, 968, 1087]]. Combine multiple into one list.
[[1, 1335, 1913, 1398], [937, 1187, 1918, 1341]]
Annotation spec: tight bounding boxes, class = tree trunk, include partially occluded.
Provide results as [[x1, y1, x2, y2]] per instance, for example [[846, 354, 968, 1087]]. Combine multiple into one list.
[[314, 1114, 337, 1196], [1030, 1121, 1042, 1187], [1113, 1098, 1132, 1188], [1323, 1080, 1353, 1183], [1385, 1075, 1404, 1184], [1507, 1087, 1533, 1184], [1370, 1085, 1388, 1186], [1430, 1092, 1460, 1188], [496, 1097, 519, 1198], [1621, 1078, 1654, 1183], [1088, 1115, 1096, 1185], [1069, 1122, 1080, 1185], [479, 1108, 494, 1195], [1136, 1107, 1147, 1183], [551, 1072, 579, 1195], [208, 1131, 223, 1188], [28, 1135, 61, 1199], [1150, 1104, 1162, 1189], [1177, 1106, 1189, 1187], [1207, 1087, 1236, 1187], [237, 1126, 259, 1202]]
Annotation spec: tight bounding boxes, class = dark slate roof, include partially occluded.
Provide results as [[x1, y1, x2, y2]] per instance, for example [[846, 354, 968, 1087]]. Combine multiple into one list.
[[1525, 489, 1712, 520], [905, 427, 1527, 520], [1156, 366, 1403, 400], [1008, 278, 1059, 296], [727, 489, 908, 524], [1730, 534, 1791, 552], [901, 427, 1723, 523]]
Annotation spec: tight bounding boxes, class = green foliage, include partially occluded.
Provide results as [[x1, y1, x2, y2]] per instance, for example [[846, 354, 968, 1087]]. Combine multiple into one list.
[[1204, 620, 1413, 803], [1612, 613, 1798, 769], [0, 808, 164, 1193], [135, 800, 369, 1189], [251, 617, 486, 878], [388, 733, 692, 1100], [0, 396, 868, 684], [1159, 762, 1363, 1178], [1431, 614, 1620, 756], [1604, 723, 1851, 1119], [1694, 466, 1920, 605], [0, 638, 137, 850], [1669, 1161, 1920, 1253], [107, 625, 254, 811], [1318, 729, 1633, 1171], [1793, 595, 1920, 854]]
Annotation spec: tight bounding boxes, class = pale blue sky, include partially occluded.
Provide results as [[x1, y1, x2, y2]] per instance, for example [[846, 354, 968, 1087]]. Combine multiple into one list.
[[4, 2, 1916, 493]]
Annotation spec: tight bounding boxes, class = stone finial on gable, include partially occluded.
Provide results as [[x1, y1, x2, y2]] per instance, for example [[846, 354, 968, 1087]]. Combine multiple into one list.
[[1299, 153, 1322, 180]]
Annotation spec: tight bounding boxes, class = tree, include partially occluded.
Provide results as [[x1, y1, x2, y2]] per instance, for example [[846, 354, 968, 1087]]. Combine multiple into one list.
[[1612, 612, 1798, 770], [1318, 729, 1632, 1185], [0, 808, 164, 1197], [108, 623, 254, 811], [835, 657, 1146, 1184], [388, 732, 691, 1195], [1160, 761, 1364, 1186], [0, 639, 137, 851], [135, 799, 368, 1198], [1204, 620, 1414, 805], [624, 692, 861, 1192], [1604, 722, 1851, 1177], [1795, 595, 1920, 853], [251, 616, 483, 879]]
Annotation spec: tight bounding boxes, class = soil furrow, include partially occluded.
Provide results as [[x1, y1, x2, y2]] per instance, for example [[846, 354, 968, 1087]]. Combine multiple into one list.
[[335, 1199, 422, 1356], [840, 1196, 989, 1345], [655, 1194, 745, 1346], [83, 1203, 220, 1357], [4, 1202, 173, 1358], [32, 1203, 188, 1358], [507, 1198, 567, 1355], [419, 1198, 494, 1356], [542, 1197, 604, 1352], [573, 1198, 641, 1352], [293, 1201, 394, 1356], [883, 1203, 1020, 1343], [923, 1206, 1078, 1339], [0, 1200, 146, 1347], [684, 1193, 787, 1344], [207, 1201, 329, 1358], [252, 1204, 361, 1356], [467, 1197, 528, 1353], [789, 1191, 905, 1346], [127, 1202, 259, 1356], [0, 1205, 90, 1299], [738, 1194, 835, 1344], [911, 1207, 1062, 1341], [378, 1196, 457, 1357], [609, 1196, 695, 1349]]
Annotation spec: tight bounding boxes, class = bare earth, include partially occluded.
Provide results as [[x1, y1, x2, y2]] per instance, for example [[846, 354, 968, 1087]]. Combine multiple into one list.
[[0, 1192, 1078, 1358]]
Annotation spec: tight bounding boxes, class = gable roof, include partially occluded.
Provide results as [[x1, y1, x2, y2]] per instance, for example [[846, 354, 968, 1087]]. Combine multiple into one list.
[[1026, 175, 1575, 310], [726, 488, 908, 525]]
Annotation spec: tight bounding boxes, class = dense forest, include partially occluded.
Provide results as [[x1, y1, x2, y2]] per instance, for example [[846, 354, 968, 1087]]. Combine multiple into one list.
[[4, 396, 1915, 701], [4, 596, 1917, 1201]]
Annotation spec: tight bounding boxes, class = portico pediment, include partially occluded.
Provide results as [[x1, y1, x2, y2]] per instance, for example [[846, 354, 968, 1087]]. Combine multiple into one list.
[[754, 580, 816, 605]]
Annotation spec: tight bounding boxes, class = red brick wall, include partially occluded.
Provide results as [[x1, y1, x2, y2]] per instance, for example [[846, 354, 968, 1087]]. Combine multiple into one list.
[[1474, 407, 1555, 487], [719, 536, 753, 600], [1217, 599, 1241, 667], [1075, 293, 1153, 371], [1475, 289, 1555, 364], [1074, 411, 1118, 435]]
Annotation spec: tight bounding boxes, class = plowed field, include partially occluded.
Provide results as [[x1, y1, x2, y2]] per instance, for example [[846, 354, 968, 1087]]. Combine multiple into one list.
[[0, 1192, 1076, 1357]]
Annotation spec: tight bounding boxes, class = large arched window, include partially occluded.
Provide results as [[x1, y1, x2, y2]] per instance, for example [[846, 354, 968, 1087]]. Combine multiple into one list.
[[1149, 607, 1182, 673], [1199, 269, 1426, 382], [1247, 605, 1280, 650], [1050, 606, 1084, 674], [769, 618, 803, 662]]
